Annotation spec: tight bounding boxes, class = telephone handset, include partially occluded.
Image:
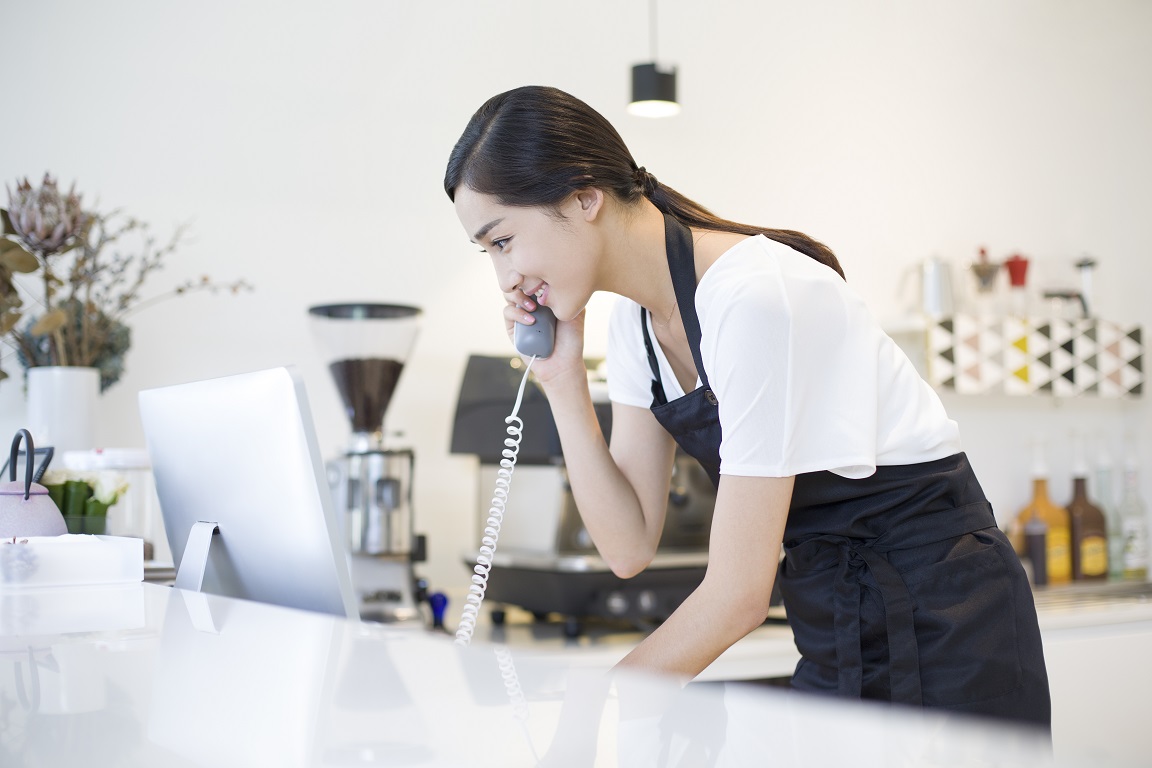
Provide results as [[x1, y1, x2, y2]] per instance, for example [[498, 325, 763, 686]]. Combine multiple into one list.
[[513, 304, 556, 359]]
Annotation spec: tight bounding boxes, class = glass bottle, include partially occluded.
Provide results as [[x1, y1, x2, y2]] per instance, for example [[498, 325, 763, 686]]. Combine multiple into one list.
[[1117, 458, 1149, 582], [1022, 505, 1049, 586], [1016, 436, 1071, 585], [1094, 437, 1125, 581], [1067, 434, 1108, 581]]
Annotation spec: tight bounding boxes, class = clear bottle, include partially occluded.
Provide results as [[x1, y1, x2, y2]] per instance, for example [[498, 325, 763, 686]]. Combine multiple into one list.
[[1016, 436, 1072, 585], [1117, 458, 1149, 582], [1067, 434, 1108, 581], [1094, 438, 1125, 581]]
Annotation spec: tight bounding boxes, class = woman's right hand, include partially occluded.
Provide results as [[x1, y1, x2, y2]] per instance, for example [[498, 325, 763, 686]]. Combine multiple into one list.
[[502, 289, 588, 390]]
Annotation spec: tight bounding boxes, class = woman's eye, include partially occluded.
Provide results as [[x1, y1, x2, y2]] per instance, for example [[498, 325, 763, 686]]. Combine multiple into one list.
[[492, 237, 510, 252]]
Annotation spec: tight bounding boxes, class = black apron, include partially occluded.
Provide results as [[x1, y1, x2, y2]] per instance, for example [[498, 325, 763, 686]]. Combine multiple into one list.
[[640, 214, 1051, 728]]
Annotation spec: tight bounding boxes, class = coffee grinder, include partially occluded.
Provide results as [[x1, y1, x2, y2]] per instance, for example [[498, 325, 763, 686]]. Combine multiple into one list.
[[308, 303, 424, 622]]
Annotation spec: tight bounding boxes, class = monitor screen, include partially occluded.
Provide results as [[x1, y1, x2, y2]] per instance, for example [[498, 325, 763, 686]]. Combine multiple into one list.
[[139, 366, 357, 618]]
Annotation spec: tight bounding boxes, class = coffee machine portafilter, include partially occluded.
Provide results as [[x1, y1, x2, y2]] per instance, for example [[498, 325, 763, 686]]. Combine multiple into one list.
[[308, 303, 425, 622]]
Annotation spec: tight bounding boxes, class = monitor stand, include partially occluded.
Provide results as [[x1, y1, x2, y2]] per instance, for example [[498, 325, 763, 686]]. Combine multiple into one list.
[[174, 521, 220, 591]]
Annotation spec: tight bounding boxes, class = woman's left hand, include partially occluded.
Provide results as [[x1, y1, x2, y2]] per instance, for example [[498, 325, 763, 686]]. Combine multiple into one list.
[[503, 289, 588, 390]]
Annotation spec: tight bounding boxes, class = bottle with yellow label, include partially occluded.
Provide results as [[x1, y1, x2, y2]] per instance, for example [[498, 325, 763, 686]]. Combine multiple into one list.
[[1017, 436, 1071, 585], [1067, 434, 1108, 580]]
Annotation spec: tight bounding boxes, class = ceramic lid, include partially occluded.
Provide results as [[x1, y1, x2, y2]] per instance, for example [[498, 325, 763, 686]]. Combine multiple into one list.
[[0, 480, 50, 496]]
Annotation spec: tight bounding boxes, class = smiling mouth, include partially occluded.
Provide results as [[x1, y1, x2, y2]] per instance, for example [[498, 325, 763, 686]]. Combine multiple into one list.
[[523, 283, 548, 305]]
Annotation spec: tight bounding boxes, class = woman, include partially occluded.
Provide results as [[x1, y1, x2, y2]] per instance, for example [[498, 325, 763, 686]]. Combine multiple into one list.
[[445, 85, 1050, 728]]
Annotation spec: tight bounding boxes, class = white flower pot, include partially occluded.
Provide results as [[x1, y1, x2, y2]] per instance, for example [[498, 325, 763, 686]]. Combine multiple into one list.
[[25, 366, 100, 452]]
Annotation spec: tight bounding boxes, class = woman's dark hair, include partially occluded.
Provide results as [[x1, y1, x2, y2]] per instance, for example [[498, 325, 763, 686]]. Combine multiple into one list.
[[444, 86, 843, 279]]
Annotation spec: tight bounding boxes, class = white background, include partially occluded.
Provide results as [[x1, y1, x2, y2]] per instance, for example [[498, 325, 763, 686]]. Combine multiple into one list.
[[1, 0, 1150, 591]]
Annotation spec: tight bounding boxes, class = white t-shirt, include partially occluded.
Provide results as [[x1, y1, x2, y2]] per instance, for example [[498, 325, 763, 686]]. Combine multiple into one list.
[[606, 234, 962, 480]]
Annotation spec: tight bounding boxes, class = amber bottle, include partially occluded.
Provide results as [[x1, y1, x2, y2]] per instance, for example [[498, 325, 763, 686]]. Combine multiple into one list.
[[1017, 438, 1071, 585], [1067, 480, 1108, 581], [1067, 436, 1108, 580]]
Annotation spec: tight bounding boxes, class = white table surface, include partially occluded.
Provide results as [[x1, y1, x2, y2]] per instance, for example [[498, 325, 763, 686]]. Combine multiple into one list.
[[0, 581, 1065, 767], [459, 578, 1152, 680]]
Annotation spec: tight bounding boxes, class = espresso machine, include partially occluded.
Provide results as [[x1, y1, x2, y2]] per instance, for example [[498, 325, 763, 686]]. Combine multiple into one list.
[[450, 354, 715, 637], [308, 303, 424, 623]]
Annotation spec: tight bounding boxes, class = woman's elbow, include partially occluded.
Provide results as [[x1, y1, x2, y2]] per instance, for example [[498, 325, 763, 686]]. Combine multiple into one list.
[[734, 595, 773, 634], [605, 548, 656, 580], [702, 573, 774, 634]]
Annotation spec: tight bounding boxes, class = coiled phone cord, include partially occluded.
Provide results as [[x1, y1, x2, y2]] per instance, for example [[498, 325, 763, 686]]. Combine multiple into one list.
[[494, 643, 540, 762], [455, 355, 537, 647]]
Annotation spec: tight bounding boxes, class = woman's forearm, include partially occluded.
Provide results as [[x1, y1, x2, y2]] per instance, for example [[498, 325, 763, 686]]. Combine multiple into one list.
[[616, 474, 792, 678], [540, 375, 667, 575]]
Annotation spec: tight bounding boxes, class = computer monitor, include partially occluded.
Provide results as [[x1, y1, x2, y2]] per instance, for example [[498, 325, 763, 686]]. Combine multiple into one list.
[[138, 366, 358, 619]]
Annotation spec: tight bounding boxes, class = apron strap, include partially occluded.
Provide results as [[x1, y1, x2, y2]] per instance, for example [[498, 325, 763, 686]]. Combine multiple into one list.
[[830, 541, 923, 704], [662, 214, 711, 389], [824, 538, 921, 704], [640, 213, 709, 405], [640, 307, 668, 406], [641, 214, 715, 406]]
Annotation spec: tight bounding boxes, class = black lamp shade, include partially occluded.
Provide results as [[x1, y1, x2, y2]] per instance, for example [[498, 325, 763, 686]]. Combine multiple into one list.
[[629, 63, 679, 117]]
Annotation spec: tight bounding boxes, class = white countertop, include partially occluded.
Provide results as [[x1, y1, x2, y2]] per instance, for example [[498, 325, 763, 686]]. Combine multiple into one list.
[[460, 604, 801, 683], [1030, 580, 1152, 630], [0, 582, 1061, 767], [456, 579, 1152, 767], [458, 579, 1152, 684]]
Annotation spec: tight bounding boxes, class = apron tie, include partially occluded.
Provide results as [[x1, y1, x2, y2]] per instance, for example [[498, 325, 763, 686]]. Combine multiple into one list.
[[827, 538, 923, 705]]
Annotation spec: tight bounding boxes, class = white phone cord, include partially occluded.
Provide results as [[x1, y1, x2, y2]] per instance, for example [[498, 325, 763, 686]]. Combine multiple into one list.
[[495, 643, 540, 762], [455, 355, 537, 647]]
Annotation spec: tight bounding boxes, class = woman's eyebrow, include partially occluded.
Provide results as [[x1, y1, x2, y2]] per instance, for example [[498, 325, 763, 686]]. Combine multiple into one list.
[[471, 218, 504, 243]]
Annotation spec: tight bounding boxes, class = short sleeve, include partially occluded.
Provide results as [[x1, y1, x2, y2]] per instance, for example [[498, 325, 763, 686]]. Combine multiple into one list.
[[606, 296, 658, 408], [609, 236, 961, 478], [698, 238, 882, 479]]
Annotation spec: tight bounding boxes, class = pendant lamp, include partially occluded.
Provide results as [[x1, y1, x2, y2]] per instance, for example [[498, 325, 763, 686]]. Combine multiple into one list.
[[628, 0, 680, 117]]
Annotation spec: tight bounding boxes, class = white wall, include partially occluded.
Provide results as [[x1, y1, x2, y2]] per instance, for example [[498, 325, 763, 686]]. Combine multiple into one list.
[[2, 0, 1150, 592]]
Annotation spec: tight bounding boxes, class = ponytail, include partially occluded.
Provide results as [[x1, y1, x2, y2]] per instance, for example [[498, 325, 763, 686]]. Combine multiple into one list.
[[446, 86, 844, 280], [634, 167, 844, 279]]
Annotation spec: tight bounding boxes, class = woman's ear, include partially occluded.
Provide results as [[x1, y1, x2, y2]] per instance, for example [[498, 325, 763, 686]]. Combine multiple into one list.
[[573, 188, 605, 222]]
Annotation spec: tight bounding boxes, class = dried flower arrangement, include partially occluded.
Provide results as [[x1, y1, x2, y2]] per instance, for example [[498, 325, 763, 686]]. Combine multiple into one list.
[[0, 174, 252, 390]]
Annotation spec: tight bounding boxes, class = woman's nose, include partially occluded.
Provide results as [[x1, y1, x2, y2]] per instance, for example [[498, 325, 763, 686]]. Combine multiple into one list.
[[495, 263, 523, 294]]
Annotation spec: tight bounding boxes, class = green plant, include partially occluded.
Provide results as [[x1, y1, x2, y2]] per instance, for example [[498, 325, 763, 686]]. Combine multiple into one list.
[[41, 467, 129, 520], [1, 173, 251, 390]]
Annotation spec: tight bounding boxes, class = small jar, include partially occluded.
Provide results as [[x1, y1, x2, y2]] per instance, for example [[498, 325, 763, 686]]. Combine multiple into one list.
[[1003, 253, 1031, 317]]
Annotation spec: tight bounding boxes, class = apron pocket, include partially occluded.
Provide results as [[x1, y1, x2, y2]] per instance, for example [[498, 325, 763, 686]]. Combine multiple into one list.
[[777, 556, 842, 673], [898, 530, 1023, 706]]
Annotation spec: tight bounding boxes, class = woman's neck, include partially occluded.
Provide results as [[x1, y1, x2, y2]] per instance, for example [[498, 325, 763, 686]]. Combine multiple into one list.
[[600, 200, 750, 317], [599, 198, 679, 323]]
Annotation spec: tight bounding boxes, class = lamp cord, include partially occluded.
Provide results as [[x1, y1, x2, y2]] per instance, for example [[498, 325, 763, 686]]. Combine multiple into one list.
[[649, 0, 658, 60]]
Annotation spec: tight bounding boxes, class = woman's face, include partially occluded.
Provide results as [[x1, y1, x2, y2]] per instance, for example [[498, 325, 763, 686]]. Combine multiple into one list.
[[453, 186, 599, 322]]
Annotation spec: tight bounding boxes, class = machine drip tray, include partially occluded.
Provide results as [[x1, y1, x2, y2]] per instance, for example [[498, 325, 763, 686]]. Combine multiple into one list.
[[471, 549, 710, 637], [490, 549, 708, 573]]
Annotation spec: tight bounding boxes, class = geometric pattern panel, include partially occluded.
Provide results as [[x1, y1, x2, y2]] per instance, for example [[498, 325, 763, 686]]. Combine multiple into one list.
[[926, 314, 1143, 398]]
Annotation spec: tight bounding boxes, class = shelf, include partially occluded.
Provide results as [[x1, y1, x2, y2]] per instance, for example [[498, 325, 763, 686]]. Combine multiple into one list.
[[910, 314, 1143, 398]]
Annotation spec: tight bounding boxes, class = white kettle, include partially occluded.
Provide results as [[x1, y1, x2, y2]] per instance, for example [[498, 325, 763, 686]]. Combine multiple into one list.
[[914, 255, 954, 318], [0, 429, 68, 538]]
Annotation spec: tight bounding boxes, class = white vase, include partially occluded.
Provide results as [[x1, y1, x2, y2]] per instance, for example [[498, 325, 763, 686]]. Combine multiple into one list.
[[25, 366, 100, 452]]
